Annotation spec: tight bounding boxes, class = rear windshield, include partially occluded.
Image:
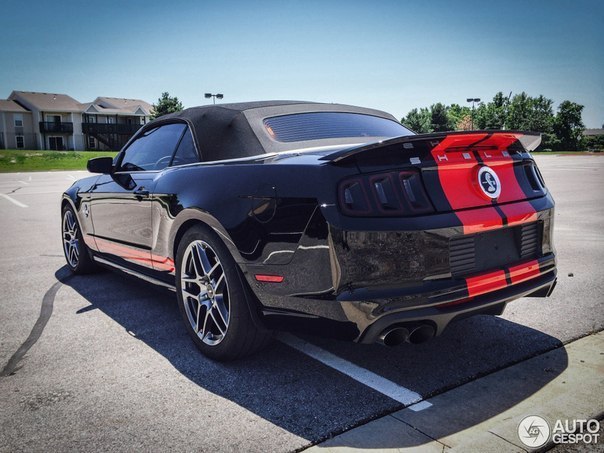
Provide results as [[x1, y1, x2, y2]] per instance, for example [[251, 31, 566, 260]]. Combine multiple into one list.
[[263, 112, 413, 143]]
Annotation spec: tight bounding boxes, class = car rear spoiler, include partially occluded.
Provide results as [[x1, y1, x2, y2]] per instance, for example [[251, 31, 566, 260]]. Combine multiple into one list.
[[320, 131, 542, 164]]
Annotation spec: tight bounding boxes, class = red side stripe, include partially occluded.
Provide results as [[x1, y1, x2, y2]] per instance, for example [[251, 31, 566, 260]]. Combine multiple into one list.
[[465, 269, 507, 297], [94, 237, 152, 261], [83, 234, 97, 249], [151, 254, 175, 272], [93, 237, 175, 272]]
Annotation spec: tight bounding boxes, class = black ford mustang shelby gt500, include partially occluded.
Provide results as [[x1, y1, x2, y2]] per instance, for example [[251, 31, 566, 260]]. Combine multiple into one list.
[[61, 101, 557, 360]]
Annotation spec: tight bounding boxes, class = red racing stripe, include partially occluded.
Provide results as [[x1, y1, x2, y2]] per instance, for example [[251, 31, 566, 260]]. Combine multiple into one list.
[[431, 132, 535, 233], [456, 208, 503, 234], [431, 136, 484, 211], [465, 269, 508, 297], [464, 258, 543, 298], [498, 201, 538, 227], [475, 136, 537, 224], [431, 135, 503, 234], [507, 259, 541, 285]]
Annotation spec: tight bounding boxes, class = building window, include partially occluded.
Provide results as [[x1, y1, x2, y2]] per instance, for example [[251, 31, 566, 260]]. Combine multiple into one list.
[[16, 135, 24, 149], [88, 136, 96, 149], [49, 136, 64, 150], [14, 114, 23, 127]]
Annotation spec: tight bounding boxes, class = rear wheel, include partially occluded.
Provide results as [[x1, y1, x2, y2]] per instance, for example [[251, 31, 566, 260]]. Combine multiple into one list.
[[175, 225, 271, 360], [61, 205, 98, 274]]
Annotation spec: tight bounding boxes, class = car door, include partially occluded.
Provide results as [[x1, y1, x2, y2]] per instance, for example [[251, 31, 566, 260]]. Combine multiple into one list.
[[89, 122, 187, 269]]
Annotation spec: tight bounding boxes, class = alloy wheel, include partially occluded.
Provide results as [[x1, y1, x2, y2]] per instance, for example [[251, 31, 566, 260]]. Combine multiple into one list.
[[62, 210, 80, 268], [180, 240, 230, 345]]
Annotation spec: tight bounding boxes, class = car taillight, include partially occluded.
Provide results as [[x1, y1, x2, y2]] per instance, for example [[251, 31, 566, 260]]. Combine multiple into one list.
[[338, 170, 434, 217]]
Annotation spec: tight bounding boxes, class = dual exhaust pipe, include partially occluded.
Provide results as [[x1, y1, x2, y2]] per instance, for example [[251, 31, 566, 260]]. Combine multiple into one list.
[[378, 324, 435, 346]]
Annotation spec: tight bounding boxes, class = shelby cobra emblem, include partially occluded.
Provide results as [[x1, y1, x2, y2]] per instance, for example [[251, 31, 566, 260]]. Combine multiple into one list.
[[478, 166, 502, 199]]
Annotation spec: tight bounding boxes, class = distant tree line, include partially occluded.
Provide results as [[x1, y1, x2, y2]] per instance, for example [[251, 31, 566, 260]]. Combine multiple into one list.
[[401, 92, 589, 151]]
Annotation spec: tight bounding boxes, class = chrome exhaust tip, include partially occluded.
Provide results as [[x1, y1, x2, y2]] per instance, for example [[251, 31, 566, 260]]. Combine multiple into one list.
[[408, 324, 436, 344], [378, 327, 410, 346]]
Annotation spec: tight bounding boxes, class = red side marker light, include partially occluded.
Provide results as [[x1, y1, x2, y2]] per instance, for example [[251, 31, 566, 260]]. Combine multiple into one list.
[[255, 274, 284, 283]]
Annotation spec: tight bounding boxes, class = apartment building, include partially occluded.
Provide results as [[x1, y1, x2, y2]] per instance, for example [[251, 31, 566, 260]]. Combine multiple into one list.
[[0, 100, 36, 149], [0, 91, 153, 151]]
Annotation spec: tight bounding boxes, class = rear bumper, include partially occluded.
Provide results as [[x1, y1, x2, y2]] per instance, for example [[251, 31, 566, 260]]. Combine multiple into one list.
[[249, 198, 556, 343], [256, 253, 556, 343], [357, 259, 556, 344]]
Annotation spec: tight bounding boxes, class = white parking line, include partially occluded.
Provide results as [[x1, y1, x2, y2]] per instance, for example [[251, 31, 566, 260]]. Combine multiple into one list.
[[17, 180, 29, 185], [279, 333, 430, 407], [0, 193, 28, 208]]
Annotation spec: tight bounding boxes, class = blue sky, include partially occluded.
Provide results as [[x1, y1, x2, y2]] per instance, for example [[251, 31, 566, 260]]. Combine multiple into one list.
[[1, 0, 602, 126]]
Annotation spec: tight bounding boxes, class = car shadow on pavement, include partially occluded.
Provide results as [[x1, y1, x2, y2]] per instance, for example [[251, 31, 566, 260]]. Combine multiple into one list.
[[57, 267, 568, 449]]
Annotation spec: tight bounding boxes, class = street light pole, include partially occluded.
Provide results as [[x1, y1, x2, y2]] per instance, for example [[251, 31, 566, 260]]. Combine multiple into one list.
[[204, 93, 224, 105], [466, 97, 481, 130]]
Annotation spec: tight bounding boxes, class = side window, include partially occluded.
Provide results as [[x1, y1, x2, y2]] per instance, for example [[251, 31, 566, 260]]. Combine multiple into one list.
[[170, 128, 199, 166], [119, 123, 186, 171]]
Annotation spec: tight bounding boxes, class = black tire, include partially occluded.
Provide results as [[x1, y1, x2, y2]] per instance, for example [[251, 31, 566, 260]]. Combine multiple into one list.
[[175, 224, 272, 361], [61, 205, 98, 274]]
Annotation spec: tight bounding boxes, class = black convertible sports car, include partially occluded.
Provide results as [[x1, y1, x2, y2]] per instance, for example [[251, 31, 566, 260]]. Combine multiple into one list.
[[61, 101, 557, 360]]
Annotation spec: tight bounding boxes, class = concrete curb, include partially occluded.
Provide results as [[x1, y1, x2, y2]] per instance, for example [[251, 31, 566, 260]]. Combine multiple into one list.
[[305, 331, 604, 452]]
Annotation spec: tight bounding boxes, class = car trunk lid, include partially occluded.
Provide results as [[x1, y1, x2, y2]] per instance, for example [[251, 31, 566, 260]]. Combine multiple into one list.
[[323, 131, 546, 213]]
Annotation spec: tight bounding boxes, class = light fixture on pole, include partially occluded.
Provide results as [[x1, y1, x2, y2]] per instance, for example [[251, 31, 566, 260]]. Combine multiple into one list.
[[466, 98, 481, 130], [204, 93, 224, 104]]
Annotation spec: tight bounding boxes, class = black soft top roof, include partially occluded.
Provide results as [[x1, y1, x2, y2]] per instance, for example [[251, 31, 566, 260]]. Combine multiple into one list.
[[145, 100, 398, 162]]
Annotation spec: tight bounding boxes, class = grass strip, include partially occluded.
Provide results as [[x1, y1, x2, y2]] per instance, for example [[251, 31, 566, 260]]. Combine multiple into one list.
[[0, 150, 118, 172]]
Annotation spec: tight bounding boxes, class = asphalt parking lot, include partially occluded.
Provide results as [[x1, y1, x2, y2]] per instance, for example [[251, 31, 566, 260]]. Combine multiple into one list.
[[0, 155, 603, 452]]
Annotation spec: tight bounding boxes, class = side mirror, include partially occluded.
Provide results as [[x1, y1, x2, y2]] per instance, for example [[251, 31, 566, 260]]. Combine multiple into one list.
[[87, 156, 114, 174]]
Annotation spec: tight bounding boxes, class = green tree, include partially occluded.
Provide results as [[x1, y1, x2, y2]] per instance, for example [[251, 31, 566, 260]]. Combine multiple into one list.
[[475, 92, 509, 130], [151, 92, 184, 119], [553, 101, 585, 150], [527, 95, 554, 132], [447, 104, 472, 130], [506, 92, 533, 130], [402, 107, 431, 133], [430, 102, 452, 132]]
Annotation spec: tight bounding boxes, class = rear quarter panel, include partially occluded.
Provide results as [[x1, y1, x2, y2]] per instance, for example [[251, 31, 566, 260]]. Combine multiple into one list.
[[150, 158, 352, 273]]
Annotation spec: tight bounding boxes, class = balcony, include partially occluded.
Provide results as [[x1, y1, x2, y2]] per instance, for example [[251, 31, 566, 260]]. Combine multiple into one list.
[[39, 121, 74, 133], [82, 123, 142, 135]]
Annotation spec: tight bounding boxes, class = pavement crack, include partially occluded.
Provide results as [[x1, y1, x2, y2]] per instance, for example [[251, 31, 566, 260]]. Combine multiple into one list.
[[7, 187, 22, 194], [0, 275, 72, 378], [394, 417, 451, 449], [488, 430, 528, 452]]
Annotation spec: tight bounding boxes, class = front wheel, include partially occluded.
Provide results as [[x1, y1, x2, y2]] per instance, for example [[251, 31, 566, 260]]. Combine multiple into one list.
[[61, 205, 97, 274], [175, 225, 272, 361]]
